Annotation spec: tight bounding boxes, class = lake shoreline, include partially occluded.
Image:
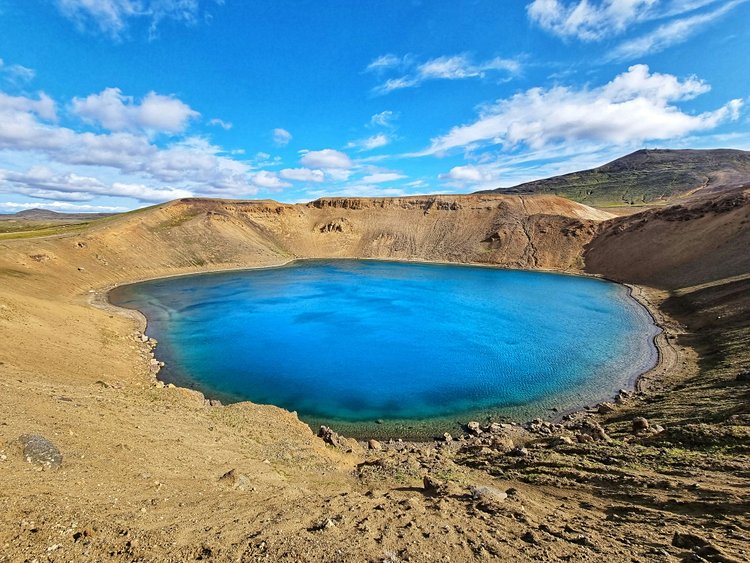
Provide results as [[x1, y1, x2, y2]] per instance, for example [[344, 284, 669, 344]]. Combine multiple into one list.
[[98, 257, 671, 442]]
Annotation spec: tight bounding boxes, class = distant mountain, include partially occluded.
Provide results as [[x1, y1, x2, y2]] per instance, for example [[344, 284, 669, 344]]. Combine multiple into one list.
[[0, 208, 115, 221], [477, 149, 750, 207]]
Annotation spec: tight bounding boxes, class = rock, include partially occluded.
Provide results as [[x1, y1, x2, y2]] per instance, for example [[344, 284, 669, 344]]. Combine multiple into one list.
[[470, 485, 508, 504], [579, 420, 610, 441], [521, 530, 538, 544], [632, 417, 650, 433], [550, 436, 574, 447], [423, 475, 449, 496], [209, 399, 223, 407], [442, 432, 453, 442], [218, 469, 251, 491], [508, 446, 528, 457], [140, 334, 149, 343], [490, 434, 514, 452], [318, 425, 341, 447], [16, 434, 62, 469], [488, 422, 504, 433], [367, 439, 382, 451], [466, 421, 482, 435], [736, 371, 750, 382], [598, 402, 616, 414], [576, 433, 594, 444]]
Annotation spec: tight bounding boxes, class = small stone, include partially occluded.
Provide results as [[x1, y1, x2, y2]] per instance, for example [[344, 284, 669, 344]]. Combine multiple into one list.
[[632, 417, 650, 433], [17, 434, 62, 470], [318, 425, 341, 447], [218, 469, 251, 491], [367, 439, 382, 451]]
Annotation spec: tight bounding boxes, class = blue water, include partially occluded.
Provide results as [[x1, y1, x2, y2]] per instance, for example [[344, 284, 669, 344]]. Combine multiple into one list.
[[110, 260, 658, 433]]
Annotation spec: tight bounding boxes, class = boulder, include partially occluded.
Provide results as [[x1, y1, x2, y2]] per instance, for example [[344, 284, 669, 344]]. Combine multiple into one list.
[[550, 436, 575, 447], [442, 432, 453, 442], [466, 421, 482, 435], [598, 402, 616, 414], [490, 434, 514, 452], [470, 485, 508, 513], [218, 469, 251, 491], [16, 434, 62, 469], [736, 371, 750, 382], [508, 446, 529, 457], [632, 417, 650, 433]]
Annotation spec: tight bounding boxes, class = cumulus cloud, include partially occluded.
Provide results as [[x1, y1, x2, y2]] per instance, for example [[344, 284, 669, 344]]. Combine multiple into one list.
[[53, 0, 217, 40], [71, 88, 199, 134], [369, 53, 521, 95], [248, 171, 290, 190], [346, 133, 390, 151], [272, 127, 292, 147], [0, 90, 261, 201], [417, 65, 742, 156], [439, 165, 493, 183], [279, 168, 325, 182], [0, 166, 194, 202], [299, 149, 353, 169], [0, 92, 57, 121]]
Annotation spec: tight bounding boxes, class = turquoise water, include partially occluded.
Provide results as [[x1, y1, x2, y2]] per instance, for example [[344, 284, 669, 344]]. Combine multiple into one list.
[[110, 260, 659, 437]]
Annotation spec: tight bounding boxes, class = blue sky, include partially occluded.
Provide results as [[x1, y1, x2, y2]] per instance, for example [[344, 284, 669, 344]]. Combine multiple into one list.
[[0, 0, 748, 212]]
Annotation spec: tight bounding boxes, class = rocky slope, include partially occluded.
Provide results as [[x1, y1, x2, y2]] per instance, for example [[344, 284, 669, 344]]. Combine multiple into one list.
[[0, 189, 749, 562], [478, 148, 750, 208]]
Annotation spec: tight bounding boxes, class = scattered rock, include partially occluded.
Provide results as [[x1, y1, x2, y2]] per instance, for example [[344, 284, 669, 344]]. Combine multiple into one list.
[[16, 434, 62, 469], [218, 469, 251, 491], [318, 425, 341, 447], [632, 417, 650, 433], [466, 421, 482, 435], [577, 420, 610, 441], [423, 475, 449, 496], [368, 439, 382, 451], [550, 435, 575, 447]]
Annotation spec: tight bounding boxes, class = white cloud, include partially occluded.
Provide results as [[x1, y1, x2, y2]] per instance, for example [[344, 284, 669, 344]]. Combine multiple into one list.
[[346, 133, 390, 151], [249, 170, 290, 190], [71, 88, 199, 133], [417, 65, 742, 156], [279, 168, 325, 182], [0, 201, 128, 213], [370, 110, 398, 128], [365, 54, 408, 73], [0, 91, 260, 200], [0, 58, 35, 86], [0, 92, 57, 121], [527, 0, 657, 41], [299, 148, 352, 169], [54, 0, 214, 40], [361, 172, 406, 184], [439, 165, 493, 183], [607, 1, 748, 60], [272, 127, 292, 147], [0, 166, 194, 202], [370, 53, 521, 95], [208, 118, 232, 130]]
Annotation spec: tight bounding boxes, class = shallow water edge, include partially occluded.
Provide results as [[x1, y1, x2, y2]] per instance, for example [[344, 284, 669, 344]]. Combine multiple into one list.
[[103, 258, 663, 441]]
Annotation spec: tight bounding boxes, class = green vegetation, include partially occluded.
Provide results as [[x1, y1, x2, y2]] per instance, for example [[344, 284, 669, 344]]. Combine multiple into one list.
[[479, 149, 750, 207]]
